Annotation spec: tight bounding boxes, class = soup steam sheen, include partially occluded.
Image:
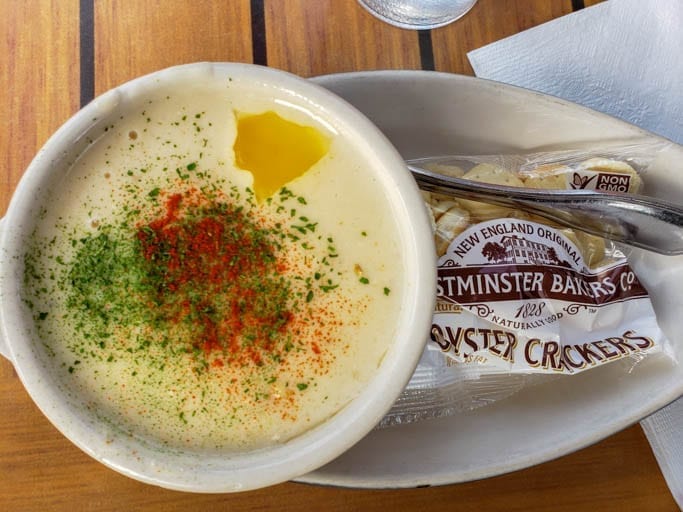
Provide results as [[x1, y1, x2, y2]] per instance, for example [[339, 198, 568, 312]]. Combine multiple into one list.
[[23, 71, 405, 451]]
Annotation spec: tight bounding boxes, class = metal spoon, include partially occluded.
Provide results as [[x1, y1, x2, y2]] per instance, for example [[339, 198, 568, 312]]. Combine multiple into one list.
[[408, 163, 683, 255]]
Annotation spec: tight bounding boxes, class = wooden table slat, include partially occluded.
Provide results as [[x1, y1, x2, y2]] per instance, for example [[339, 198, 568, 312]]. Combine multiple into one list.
[[431, 0, 575, 75], [264, 0, 423, 77], [0, 0, 81, 214], [94, 0, 253, 94]]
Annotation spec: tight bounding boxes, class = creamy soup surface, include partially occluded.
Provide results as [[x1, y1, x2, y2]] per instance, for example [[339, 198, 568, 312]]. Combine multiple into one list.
[[23, 72, 405, 451]]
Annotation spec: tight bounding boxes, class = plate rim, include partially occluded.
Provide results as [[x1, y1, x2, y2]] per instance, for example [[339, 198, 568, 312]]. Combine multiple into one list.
[[297, 69, 683, 489]]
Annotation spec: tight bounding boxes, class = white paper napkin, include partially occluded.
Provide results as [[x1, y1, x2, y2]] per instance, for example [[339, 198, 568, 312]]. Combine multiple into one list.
[[468, 0, 683, 507]]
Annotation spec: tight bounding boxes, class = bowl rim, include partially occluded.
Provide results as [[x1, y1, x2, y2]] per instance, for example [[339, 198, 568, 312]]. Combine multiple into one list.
[[0, 63, 437, 492]]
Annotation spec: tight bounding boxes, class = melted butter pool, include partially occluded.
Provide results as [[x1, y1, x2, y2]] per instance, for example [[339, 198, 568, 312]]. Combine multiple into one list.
[[233, 111, 330, 202]]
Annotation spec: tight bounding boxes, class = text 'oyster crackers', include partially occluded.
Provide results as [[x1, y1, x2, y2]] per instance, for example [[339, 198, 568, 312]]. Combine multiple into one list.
[[422, 150, 674, 374]]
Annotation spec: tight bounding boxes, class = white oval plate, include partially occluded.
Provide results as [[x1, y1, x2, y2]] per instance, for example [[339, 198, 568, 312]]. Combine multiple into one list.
[[298, 70, 683, 488]]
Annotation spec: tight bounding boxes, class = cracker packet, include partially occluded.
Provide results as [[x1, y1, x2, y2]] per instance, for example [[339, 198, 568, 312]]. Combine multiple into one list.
[[380, 141, 677, 427]]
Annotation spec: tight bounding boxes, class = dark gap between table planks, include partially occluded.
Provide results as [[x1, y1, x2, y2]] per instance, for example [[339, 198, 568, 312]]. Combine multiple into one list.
[[79, 0, 95, 107]]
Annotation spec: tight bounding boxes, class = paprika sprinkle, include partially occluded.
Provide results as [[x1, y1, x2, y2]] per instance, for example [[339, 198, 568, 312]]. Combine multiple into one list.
[[135, 189, 297, 366]]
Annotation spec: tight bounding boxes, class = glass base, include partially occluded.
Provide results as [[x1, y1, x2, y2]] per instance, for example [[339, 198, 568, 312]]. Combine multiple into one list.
[[357, 0, 478, 30]]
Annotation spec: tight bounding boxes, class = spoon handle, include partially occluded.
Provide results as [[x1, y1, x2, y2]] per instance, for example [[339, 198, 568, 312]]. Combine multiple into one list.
[[408, 164, 683, 255]]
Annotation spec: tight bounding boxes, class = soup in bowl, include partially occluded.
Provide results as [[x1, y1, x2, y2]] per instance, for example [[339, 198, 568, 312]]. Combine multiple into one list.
[[0, 63, 436, 492]]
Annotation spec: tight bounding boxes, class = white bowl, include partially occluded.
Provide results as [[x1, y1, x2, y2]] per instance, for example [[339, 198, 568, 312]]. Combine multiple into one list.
[[301, 70, 683, 488], [0, 63, 436, 492]]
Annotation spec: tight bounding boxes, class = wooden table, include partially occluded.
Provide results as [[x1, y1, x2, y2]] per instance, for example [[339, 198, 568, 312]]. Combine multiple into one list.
[[0, 1, 678, 510]]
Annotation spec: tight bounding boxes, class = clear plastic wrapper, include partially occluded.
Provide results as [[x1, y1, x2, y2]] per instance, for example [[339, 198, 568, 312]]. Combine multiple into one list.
[[380, 141, 677, 428]]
